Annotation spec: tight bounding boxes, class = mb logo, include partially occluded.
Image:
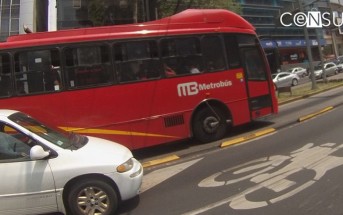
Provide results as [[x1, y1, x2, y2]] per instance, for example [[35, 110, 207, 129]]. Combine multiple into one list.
[[177, 82, 199, 97]]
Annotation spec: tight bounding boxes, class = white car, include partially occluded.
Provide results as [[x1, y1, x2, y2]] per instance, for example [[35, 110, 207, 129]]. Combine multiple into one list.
[[0, 110, 143, 215], [272, 72, 300, 88], [286, 67, 308, 77]]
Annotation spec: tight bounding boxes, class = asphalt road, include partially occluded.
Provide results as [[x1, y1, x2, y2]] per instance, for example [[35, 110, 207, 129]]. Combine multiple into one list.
[[134, 73, 343, 165], [120, 81, 343, 214]]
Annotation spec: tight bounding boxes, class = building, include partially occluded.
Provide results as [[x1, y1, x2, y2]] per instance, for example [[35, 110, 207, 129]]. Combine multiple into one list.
[[0, 0, 20, 41], [0, 0, 52, 41], [240, 0, 330, 72]]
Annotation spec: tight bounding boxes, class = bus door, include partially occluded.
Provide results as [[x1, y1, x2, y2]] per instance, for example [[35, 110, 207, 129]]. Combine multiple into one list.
[[240, 46, 274, 119]]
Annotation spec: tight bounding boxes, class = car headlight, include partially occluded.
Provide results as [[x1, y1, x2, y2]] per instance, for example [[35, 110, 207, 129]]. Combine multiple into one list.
[[117, 158, 134, 173]]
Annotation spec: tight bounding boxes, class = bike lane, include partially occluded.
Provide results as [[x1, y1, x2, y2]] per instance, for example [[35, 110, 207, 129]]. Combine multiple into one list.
[[119, 105, 343, 215]]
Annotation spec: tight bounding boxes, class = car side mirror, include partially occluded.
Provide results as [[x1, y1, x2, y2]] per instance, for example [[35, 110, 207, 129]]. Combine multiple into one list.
[[30, 145, 50, 160]]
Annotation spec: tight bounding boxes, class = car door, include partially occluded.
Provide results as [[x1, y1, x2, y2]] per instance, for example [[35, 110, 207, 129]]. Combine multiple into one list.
[[278, 73, 290, 87], [325, 64, 331, 76], [0, 124, 57, 215]]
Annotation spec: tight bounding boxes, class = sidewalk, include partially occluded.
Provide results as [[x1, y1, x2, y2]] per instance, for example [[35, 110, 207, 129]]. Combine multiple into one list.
[[277, 74, 343, 105]]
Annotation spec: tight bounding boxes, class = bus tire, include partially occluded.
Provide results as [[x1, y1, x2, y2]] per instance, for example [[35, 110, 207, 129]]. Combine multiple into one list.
[[66, 178, 118, 215], [193, 107, 228, 143]]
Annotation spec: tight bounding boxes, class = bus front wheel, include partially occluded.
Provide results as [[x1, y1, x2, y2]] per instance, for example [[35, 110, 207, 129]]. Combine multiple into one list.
[[193, 107, 228, 143]]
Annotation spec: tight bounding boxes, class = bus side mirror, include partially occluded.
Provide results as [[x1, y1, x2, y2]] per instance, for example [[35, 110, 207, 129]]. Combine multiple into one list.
[[30, 145, 50, 160]]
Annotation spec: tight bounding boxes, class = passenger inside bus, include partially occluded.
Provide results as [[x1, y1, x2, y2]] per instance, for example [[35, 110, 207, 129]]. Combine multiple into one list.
[[45, 65, 61, 91], [120, 61, 145, 82], [190, 64, 201, 74], [164, 64, 176, 77]]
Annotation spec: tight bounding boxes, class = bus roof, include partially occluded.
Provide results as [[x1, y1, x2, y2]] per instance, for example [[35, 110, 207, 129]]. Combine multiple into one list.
[[1, 9, 255, 49]]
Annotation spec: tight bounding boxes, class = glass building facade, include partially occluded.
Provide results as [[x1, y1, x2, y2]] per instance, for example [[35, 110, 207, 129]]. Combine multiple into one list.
[[0, 0, 20, 41], [56, 0, 148, 29]]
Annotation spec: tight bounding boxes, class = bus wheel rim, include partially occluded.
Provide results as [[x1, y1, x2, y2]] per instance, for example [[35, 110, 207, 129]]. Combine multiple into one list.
[[203, 116, 219, 133]]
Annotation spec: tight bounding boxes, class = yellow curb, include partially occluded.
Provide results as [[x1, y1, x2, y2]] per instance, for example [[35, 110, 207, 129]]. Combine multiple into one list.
[[220, 128, 276, 148], [142, 155, 180, 168], [298, 106, 334, 122]]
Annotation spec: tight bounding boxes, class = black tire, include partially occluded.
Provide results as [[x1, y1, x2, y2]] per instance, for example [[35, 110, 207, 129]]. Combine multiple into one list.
[[192, 107, 229, 143], [292, 79, 298, 86], [67, 178, 118, 215]]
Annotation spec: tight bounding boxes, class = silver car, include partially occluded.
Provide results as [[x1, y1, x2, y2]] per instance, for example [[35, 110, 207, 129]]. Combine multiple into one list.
[[287, 67, 308, 77], [272, 72, 300, 88], [312, 62, 338, 79]]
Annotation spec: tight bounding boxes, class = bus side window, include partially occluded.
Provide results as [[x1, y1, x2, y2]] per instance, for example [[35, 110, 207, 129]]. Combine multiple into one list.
[[14, 49, 61, 95], [202, 36, 226, 72], [0, 54, 12, 97], [64, 45, 112, 88], [161, 37, 203, 76], [224, 35, 241, 69], [114, 41, 161, 83]]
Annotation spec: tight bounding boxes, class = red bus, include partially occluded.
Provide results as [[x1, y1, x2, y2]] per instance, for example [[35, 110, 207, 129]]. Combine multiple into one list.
[[0, 9, 278, 150]]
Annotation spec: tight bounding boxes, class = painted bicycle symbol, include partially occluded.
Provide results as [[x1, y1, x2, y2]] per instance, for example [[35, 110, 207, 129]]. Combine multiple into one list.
[[198, 143, 343, 210]]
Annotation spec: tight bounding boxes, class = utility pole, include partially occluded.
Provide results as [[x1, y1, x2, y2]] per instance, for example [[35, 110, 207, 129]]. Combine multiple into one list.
[[298, 0, 318, 90]]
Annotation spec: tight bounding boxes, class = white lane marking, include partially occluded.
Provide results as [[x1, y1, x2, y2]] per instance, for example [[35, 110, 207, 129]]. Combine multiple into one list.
[[183, 142, 343, 214]]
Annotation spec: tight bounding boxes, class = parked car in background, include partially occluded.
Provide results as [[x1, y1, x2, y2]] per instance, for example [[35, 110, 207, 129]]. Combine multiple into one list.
[[334, 59, 343, 72], [311, 62, 338, 79], [286, 67, 308, 77], [0, 109, 143, 215], [272, 72, 300, 88]]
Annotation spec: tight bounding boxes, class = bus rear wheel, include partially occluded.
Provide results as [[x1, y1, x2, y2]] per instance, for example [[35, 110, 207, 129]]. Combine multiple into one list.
[[193, 107, 229, 143]]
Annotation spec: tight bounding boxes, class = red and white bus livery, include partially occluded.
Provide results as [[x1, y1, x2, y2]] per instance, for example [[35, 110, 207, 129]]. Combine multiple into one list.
[[0, 9, 278, 149]]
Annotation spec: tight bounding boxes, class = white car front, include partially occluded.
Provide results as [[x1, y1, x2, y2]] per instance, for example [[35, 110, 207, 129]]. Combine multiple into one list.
[[0, 110, 143, 215]]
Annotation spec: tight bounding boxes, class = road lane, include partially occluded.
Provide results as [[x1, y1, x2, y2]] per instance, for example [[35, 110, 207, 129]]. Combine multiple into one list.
[[120, 104, 343, 215]]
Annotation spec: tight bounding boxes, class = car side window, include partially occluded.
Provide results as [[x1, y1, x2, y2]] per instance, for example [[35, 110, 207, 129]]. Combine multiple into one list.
[[0, 124, 35, 162]]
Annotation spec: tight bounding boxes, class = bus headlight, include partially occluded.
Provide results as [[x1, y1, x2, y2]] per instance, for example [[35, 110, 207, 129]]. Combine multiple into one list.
[[117, 158, 134, 173]]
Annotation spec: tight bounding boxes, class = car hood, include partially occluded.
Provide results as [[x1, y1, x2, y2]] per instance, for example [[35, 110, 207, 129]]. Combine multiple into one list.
[[68, 136, 133, 165]]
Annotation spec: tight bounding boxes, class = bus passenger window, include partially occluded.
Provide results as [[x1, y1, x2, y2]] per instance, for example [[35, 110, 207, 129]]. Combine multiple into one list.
[[0, 54, 12, 97], [161, 37, 203, 76], [14, 49, 61, 95], [64, 45, 112, 88], [114, 41, 161, 83], [202, 36, 226, 72]]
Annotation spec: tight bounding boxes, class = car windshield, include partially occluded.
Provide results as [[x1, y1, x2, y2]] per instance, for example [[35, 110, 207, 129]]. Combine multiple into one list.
[[272, 74, 277, 79], [314, 65, 322, 70], [8, 112, 88, 149]]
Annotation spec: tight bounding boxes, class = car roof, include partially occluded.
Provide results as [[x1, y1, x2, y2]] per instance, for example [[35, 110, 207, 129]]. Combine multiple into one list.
[[0, 109, 20, 117]]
